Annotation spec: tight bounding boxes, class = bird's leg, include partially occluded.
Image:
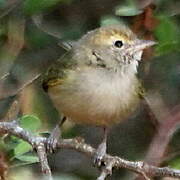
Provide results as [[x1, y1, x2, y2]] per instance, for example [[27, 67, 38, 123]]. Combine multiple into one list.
[[94, 127, 108, 167], [46, 116, 66, 153]]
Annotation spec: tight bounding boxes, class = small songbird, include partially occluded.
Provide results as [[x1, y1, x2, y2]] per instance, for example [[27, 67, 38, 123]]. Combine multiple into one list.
[[43, 24, 156, 165]]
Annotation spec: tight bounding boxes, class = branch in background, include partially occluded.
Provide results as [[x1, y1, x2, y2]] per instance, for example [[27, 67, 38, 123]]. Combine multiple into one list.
[[144, 104, 180, 166], [143, 93, 180, 166], [0, 8, 25, 78], [32, 14, 73, 51], [0, 121, 180, 180], [135, 92, 180, 180], [0, 0, 22, 19]]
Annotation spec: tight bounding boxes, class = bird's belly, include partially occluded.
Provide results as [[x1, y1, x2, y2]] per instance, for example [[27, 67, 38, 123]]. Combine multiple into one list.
[[48, 69, 139, 126]]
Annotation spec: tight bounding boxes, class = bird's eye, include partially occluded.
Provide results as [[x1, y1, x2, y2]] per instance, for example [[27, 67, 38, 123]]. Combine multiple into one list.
[[114, 40, 123, 48]]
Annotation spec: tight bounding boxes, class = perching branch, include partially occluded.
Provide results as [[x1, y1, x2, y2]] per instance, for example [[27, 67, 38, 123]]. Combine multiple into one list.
[[1, 121, 180, 180]]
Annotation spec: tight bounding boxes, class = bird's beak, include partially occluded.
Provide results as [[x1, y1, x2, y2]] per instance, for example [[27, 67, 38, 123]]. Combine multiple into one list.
[[132, 39, 157, 52], [125, 40, 157, 61]]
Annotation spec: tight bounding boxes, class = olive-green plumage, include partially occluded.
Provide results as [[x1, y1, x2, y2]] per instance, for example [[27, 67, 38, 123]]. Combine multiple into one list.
[[43, 24, 156, 162], [43, 24, 155, 127]]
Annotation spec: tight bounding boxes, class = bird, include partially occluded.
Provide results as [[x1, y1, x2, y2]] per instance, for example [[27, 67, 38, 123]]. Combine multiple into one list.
[[43, 24, 156, 165]]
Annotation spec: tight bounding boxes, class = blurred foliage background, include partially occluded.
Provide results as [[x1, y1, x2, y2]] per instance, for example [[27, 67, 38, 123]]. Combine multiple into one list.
[[0, 0, 180, 179]]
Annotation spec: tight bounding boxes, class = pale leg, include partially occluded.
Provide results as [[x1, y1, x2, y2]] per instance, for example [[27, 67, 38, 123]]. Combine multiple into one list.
[[94, 127, 108, 166]]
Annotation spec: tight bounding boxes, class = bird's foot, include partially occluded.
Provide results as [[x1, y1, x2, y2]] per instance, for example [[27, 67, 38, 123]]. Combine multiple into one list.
[[46, 125, 61, 153], [93, 141, 106, 167]]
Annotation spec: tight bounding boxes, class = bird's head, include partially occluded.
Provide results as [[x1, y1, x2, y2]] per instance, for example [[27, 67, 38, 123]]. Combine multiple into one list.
[[75, 24, 156, 73]]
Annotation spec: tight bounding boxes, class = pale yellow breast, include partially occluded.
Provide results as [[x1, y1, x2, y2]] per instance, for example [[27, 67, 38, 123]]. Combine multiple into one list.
[[48, 67, 140, 126]]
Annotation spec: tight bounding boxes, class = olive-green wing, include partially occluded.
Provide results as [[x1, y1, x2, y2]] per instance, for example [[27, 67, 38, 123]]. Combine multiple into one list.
[[42, 50, 77, 90]]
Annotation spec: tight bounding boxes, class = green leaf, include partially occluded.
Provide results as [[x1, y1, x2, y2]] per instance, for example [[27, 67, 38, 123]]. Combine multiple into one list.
[[169, 157, 180, 169], [23, 0, 73, 15], [13, 141, 32, 159], [115, 5, 142, 16], [155, 16, 178, 42], [19, 115, 41, 133], [154, 16, 180, 55], [11, 115, 41, 160], [100, 16, 125, 27], [0, 0, 5, 8], [16, 154, 39, 164], [155, 42, 180, 55]]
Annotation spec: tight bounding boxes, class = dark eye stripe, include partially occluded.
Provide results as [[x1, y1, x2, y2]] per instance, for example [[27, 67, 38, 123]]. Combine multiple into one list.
[[114, 40, 123, 48]]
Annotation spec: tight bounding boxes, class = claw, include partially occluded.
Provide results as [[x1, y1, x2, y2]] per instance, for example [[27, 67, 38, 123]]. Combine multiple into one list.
[[93, 141, 106, 167], [46, 135, 59, 153], [46, 116, 66, 153], [93, 153, 104, 167], [46, 124, 61, 153]]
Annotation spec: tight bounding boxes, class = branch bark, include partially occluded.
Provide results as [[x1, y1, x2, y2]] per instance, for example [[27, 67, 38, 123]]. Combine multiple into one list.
[[0, 121, 180, 180]]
